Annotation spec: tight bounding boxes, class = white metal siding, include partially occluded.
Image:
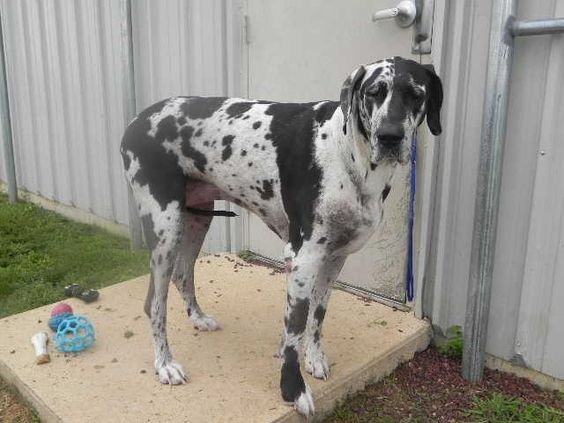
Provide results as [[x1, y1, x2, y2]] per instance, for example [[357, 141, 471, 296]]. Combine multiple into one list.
[[431, 0, 564, 380], [0, 0, 129, 224], [428, 0, 491, 329], [132, 0, 228, 107], [0, 0, 242, 252], [131, 0, 240, 252], [512, 3, 564, 376]]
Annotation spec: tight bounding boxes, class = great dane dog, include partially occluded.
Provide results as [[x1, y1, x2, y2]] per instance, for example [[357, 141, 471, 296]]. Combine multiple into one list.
[[120, 57, 443, 417]]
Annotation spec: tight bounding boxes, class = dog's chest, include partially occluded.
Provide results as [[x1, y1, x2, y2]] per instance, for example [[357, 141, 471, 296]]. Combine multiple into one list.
[[316, 190, 384, 256]]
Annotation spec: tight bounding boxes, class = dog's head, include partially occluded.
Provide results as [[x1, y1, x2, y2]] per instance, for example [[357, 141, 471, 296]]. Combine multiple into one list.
[[340, 57, 443, 164]]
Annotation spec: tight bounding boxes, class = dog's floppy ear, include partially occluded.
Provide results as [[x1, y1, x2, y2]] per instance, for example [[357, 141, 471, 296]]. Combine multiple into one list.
[[340, 65, 366, 135], [422, 64, 443, 136]]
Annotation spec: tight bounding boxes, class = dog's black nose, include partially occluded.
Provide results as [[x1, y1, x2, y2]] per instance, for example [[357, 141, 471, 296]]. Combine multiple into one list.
[[376, 125, 404, 147]]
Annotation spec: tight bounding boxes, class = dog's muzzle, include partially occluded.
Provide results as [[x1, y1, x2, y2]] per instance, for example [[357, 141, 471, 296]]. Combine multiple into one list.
[[376, 124, 404, 149], [372, 124, 406, 164]]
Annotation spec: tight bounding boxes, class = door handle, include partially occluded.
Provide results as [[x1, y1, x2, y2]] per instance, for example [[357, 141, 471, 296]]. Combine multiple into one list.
[[372, 1, 417, 28], [372, 0, 435, 54]]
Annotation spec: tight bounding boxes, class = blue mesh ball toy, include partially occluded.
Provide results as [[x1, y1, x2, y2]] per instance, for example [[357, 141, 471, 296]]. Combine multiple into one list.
[[54, 315, 96, 353], [48, 312, 73, 331]]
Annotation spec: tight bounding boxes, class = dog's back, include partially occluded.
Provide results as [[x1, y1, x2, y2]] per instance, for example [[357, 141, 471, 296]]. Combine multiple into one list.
[[121, 96, 341, 240]]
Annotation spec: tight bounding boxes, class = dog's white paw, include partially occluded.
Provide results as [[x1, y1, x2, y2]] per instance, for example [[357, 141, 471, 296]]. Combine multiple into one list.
[[294, 384, 315, 417], [156, 361, 187, 385], [305, 348, 330, 380], [191, 314, 220, 331]]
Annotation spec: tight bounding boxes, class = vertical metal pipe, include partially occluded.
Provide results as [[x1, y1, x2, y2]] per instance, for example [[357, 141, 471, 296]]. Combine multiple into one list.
[[120, 0, 143, 248], [462, 0, 516, 381], [0, 9, 18, 203]]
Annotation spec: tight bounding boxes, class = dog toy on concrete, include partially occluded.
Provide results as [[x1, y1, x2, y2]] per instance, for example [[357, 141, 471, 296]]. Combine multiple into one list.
[[64, 283, 99, 303], [48, 302, 74, 331], [54, 315, 96, 353], [31, 332, 50, 364]]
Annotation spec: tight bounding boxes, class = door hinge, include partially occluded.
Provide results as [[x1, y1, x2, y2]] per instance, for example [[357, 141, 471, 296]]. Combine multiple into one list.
[[243, 15, 250, 45], [412, 0, 435, 54]]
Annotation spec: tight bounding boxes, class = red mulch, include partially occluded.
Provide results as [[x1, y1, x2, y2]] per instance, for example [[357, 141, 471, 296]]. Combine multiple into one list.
[[324, 348, 564, 423]]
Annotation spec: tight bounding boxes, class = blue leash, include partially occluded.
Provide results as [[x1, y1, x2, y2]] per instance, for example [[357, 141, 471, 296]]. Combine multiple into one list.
[[406, 135, 417, 302]]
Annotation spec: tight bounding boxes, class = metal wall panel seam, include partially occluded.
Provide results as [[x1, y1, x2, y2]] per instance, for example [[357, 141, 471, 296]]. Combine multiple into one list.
[[86, 0, 113, 219], [37, 1, 64, 203], [0, 2, 17, 201], [63, 1, 91, 211], [31, 0, 56, 199], [52, 0, 77, 207], [73, 1, 97, 213], [428, 0, 485, 329], [98, 0, 123, 223], [18, 1, 41, 194]]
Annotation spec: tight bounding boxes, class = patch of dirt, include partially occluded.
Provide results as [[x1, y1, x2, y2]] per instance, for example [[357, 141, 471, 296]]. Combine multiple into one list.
[[234, 252, 285, 273], [0, 378, 37, 423], [324, 348, 564, 422]]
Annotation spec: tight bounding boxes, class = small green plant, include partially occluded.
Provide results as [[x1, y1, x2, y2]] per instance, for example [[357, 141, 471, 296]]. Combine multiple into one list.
[[436, 325, 463, 359], [237, 249, 256, 261], [467, 392, 564, 423], [329, 402, 357, 421]]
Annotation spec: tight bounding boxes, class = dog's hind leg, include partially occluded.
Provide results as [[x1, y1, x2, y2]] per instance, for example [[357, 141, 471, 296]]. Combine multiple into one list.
[[172, 204, 220, 331], [141, 202, 186, 385], [304, 256, 345, 380]]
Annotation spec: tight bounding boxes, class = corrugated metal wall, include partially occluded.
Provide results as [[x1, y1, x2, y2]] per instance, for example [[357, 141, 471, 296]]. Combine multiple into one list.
[[0, 0, 242, 252], [1, 0, 128, 223], [430, 0, 564, 380], [133, 0, 228, 105], [131, 0, 242, 252], [504, 0, 564, 378]]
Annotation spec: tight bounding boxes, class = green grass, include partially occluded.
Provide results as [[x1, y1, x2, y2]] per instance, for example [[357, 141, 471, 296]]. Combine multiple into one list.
[[467, 393, 564, 423], [436, 325, 464, 359], [329, 403, 357, 421], [0, 194, 149, 318]]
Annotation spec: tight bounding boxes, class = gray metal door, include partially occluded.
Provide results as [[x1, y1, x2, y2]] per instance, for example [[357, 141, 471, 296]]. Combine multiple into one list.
[[241, 0, 440, 304]]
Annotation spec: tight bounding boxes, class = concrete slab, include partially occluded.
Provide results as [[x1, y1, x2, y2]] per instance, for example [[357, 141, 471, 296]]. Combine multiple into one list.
[[0, 255, 430, 422]]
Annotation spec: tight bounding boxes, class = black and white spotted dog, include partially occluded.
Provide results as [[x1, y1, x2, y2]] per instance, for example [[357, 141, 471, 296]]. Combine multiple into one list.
[[120, 57, 442, 417]]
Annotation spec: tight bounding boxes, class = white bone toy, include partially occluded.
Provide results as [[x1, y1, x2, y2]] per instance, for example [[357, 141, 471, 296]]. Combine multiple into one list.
[[31, 332, 50, 365]]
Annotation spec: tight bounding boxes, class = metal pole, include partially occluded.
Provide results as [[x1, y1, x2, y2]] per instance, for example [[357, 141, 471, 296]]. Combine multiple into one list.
[[462, 0, 516, 382], [0, 9, 17, 203], [512, 18, 564, 36], [120, 0, 143, 249], [463, 1, 564, 381]]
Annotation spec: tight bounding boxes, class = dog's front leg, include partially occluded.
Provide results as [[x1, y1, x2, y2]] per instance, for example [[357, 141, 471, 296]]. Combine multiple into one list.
[[304, 255, 346, 381], [279, 242, 320, 417]]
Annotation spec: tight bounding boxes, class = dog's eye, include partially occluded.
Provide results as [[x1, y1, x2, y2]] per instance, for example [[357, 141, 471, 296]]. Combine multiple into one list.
[[405, 90, 424, 111], [366, 84, 387, 104], [405, 89, 424, 102]]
